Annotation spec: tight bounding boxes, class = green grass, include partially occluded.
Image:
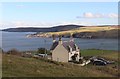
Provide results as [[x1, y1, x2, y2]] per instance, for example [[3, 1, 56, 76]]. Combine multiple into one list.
[[81, 49, 115, 56], [2, 49, 119, 77]]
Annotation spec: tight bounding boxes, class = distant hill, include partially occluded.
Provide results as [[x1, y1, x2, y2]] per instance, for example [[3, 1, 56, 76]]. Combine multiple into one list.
[[72, 29, 119, 39], [2, 24, 83, 32], [29, 25, 119, 39]]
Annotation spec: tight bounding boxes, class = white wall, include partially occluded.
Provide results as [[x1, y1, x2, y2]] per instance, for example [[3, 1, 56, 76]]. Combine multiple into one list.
[[52, 44, 69, 62], [68, 51, 79, 61]]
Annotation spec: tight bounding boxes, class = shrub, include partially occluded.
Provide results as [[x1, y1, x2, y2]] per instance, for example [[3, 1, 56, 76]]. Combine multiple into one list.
[[7, 49, 22, 56], [37, 48, 52, 55], [37, 48, 47, 54]]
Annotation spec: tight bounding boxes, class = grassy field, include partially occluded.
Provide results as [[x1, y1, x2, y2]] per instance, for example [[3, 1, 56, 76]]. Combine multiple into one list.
[[0, 50, 2, 78], [2, 49, 119, 77], [38, 26, 119, 36]]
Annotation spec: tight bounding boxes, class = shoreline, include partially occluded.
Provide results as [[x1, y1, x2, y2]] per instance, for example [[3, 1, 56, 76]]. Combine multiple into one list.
[[26, 34, 119, 39], [26, 29, 119, 39]]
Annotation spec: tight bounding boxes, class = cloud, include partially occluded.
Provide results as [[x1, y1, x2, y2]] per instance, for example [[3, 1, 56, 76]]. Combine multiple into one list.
[[54, 21, 95, 26], [108, 13, 118, 18], [84, 12, 94, 18], [76, 12, 118, 18], [0, 20, 96, 29], [0, 21, 59, 29]]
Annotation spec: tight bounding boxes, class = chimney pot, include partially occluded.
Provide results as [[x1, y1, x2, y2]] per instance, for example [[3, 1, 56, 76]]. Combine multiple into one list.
[[52, 35, 56, 42]]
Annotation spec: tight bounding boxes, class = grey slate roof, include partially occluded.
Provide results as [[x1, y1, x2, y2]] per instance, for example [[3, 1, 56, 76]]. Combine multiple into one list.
[[62, 41, 76, 51], [50, 41, 59, 50], [50, 41, 78, 52]]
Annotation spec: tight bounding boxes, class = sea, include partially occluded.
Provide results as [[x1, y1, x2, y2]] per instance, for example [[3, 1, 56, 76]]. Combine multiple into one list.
[[1, 31, 118, 51]]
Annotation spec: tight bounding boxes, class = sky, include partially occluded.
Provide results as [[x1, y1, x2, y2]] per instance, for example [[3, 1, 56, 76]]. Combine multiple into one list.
[[0, 2, 118, 29]]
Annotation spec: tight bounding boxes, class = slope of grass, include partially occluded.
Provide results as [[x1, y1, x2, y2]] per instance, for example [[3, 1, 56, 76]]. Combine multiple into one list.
[[0, 53, 2, 78], [81, 49, 118, 60], [81, 49, 119, 77], [81, 49, 114, 56], [38, 26, 119, 36], [2, 49, 119, 77]]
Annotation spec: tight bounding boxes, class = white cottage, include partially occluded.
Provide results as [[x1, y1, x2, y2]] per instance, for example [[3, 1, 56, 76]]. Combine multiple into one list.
[[50, 36, 80, 62]]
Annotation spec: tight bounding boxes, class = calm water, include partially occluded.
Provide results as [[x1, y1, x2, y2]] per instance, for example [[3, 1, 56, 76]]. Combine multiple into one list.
[[1, 31, 118, 51]]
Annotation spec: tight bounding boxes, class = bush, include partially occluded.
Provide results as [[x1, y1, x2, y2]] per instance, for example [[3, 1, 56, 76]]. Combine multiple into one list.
[[37, 48, 52, 55], [7, 49, 22, 56], [37, 48, 47, 54]]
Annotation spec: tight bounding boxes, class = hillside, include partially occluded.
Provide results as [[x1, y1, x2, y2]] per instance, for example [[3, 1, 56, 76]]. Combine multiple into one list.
[[69, 29, 119, 39], [2, 49, 119, 77], [2, 24, 82, 32], [28, 25, 119, 39]]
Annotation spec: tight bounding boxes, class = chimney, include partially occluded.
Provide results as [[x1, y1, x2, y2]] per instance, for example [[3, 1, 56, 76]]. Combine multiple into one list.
[[58, 35, 62, 44], [70, 33, 74, 42], [75, 44, 79, 51], [69, 45, 72, 52], [52, 35, 56, 43]]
